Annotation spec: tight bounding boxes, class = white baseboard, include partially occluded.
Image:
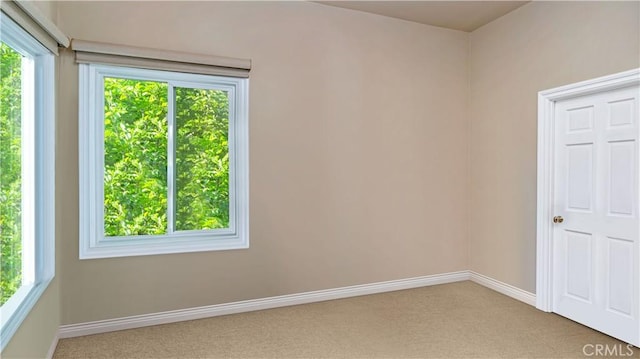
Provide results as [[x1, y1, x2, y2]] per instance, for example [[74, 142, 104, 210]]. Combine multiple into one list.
[[46, 331, 59, 359], [469, 271, 536, 306], [58, 271, 536, 339], [59, 270, 470, 339]]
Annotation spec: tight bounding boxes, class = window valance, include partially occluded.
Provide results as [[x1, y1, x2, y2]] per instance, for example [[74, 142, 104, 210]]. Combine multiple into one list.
[[0, 0, 69, 55], [71, 39, 251, 78]]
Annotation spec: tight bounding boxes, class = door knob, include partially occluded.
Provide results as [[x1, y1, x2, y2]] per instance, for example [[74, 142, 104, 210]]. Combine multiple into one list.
[[553, 216, 564, 224]]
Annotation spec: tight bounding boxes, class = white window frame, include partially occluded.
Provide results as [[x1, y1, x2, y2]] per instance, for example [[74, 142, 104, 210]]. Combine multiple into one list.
[[79, 64, 249, 259], [0, 11, 56, 351]]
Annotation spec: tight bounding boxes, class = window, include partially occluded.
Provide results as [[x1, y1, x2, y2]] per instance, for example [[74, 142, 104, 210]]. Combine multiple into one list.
[[79, 63, 249, 259], [0, 12, 55, 350]]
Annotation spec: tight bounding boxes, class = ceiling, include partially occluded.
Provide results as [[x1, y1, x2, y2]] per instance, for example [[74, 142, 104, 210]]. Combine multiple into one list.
[[317, 1, 530, 32]]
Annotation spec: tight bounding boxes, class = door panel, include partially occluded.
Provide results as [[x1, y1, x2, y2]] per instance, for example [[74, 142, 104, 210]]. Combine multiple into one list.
[[608, 237, 633, 316], [553, 85, 639, 345], [565, 231, 593, 302], [567, 144, 594, 211], [609, 141, 635, 216], [568, 106, 594, 131], [608, 98, 635, 128]]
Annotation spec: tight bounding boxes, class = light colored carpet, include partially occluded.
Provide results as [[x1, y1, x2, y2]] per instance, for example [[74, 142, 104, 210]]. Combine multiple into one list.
[[53, 281, 639, 358]]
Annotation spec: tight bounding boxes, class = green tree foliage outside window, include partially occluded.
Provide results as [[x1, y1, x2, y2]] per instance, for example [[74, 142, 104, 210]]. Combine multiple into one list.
[[103, 78, 230, 237], [0, 42, 22, 305], [103, 78, 169, 236], [175, 87, 230, 231]]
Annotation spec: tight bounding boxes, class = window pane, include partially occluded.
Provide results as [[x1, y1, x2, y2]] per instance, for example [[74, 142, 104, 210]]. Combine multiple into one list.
[[175, 87, 230, 231], [103, 78, 168, 236], [0, 43, 23, 305]]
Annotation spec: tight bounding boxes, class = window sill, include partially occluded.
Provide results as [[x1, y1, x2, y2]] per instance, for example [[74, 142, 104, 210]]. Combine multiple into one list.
[[0, 277, 54, 351], [79, 232, 249, 259]]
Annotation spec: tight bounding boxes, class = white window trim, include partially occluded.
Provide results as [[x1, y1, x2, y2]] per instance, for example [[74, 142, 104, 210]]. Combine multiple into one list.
[[79, 64, 249, 259], [0, 11, 56, 352]]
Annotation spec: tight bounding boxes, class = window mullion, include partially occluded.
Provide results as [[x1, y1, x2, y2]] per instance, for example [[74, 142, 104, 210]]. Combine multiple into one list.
[[167, 83, 176, 234]]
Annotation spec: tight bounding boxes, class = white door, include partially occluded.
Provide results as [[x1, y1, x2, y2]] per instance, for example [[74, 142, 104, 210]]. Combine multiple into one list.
[[552, 84, 640, 345]]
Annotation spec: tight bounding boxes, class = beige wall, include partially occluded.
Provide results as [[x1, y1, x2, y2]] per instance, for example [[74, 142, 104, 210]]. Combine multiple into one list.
[[469, 1, 640, 292], [56, 1, 470, 324], [2, 2, 61, 358]]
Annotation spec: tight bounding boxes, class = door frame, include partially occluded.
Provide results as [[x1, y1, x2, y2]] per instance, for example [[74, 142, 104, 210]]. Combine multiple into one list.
[[536, 68, 640, 312]]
